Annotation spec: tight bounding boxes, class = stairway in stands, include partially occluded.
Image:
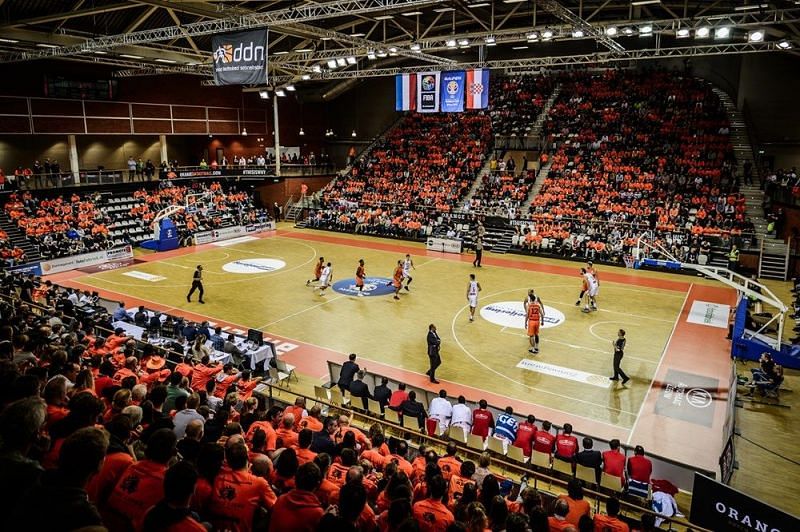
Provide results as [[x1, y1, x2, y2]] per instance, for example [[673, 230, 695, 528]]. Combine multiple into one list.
[[486, 226, 516, 254], [713, 87, 789, 279], [523, 83, 562, 205], [0, 211, 40, 262]]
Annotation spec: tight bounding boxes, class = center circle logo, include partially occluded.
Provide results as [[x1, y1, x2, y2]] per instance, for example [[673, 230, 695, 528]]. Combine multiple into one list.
[[685, 388, 713, 409], [479, 301, 565, 329], [332, 277, 397, 297], [222, 258, 286, 274]]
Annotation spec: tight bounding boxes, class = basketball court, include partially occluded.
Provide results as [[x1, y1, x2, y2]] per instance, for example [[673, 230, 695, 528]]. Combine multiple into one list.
[[50, 225, 737, 475]]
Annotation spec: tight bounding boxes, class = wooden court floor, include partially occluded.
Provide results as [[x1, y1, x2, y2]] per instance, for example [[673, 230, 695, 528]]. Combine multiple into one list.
[[63, 226, 711, 431]]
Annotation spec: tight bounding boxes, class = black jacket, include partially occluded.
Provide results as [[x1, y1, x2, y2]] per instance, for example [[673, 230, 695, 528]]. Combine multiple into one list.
[[348, 380, 371, 409], [373, 385, 392, 407], [575, 449, 602, 469], [338, 361, 359, 389], [310, 430, 337, 455], [427, 330, 441, 357]]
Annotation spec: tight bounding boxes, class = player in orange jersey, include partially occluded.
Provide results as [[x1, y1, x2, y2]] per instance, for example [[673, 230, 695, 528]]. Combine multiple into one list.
[[525, 294, 545, 354], [306, 257, 324, 287], [355, 259, 366, 297], [391, 260, 403, 300]]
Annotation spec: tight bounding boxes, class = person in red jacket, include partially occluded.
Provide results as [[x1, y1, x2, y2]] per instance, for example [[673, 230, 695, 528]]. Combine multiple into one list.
[[533, 420, 556, 455], [627, 445, 653, 484], [104, 429, 177, 531], [513, 414, 537, 457], [602, 439, 626, 485], [268, 462, 324, 532], [207, 435, 277, 531], [555, 423, 579, 462], [141, 461, 206, 532], [471, 399, 494, 440]]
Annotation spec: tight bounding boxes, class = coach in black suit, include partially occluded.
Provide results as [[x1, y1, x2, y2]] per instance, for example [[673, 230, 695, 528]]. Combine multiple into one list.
[[348, 371, 372, 410], [426, 323, 442, 384], [338, 353, 360, 393], [575, 436, 603, 483]]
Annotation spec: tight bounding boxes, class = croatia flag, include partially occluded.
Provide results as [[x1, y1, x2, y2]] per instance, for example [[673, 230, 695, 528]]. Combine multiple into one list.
[[466, 68, 489, 109], [395, 73, 416, 111]]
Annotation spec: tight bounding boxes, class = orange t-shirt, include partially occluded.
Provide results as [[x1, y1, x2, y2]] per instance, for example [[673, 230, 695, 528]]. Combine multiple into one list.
[[559, 495, 591, 526], [245, 421, 278, 451], [299, 416, 323, 433], [208, 466, 277, 532], [326, 462, 350, 487], [412, 498, 455, 532], [86, 451, 134, 506], [105, 459, 167, 530]]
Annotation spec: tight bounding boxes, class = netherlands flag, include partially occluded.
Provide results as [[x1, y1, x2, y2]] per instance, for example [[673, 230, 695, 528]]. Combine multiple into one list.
[[466, 68, 490, 109], [395, 73, 416, 111]]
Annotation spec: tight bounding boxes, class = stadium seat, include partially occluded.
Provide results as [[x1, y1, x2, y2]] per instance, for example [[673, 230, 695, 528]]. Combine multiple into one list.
[[601, 472, 625, 493], [507, 445, 528, 464], [366, 398, 382, 416], [447, 425, 467, 443], [383, 408, 401, 425], [576, 464, 597, 485], [467, 433, 485, 451], [329, 387, 349, 406], [487, 436, 506, 455], [553, 457, 574, 477], [531, 450, 552, 470]]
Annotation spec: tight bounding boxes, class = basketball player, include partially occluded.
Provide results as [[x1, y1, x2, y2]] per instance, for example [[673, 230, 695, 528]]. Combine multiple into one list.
[[402, 254, 416, 291], [466, 273, 481, 322], [186, 265, 204, 304], [391, 260, 403, 300], [587, 260, 600, 297], [525, 294, 545, 354], [355, 259, 366, 297], [317, 262, 332, 296], [579, 268, 598, 313], [306, 257, 325, 287]]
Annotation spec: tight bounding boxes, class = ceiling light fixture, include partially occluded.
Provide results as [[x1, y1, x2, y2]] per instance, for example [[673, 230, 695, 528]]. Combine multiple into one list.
[[273, 50, 289, 55], [572, 29, 585, 38], [458, 38, 469, 46], [622, 27, 634, 35], [258, 90, 269, 99], [695, 26, 710, 38], [299, 128, 305, 136], [37, 43, 59, 48], [403, 11, 423, 16], [715, 27, 731, 39], [312, 65, 322, 73], [446, 39, 457, 48], [327, 59, 337, 69], [350, 32, 366, 37], [606, 26, 618, 36], [512, 45, 529, 50], [631, 0, 661, 5], [346, 56, 357, 64], [410, 43, 421, 51], [336, 57, 347, 67], [0, 38, 19, 43], [433, 7, 455, 12], [351, 130, 357, 137], [320, 37, 332, 41], [301, 74, 311, 80], [374, 15, 394, 20], [155, 58, 176, 63], [747, 30, 764, 42], [467, 2, 490, 7], [275, 89, 286, 97], [285, 84, 295, 91], [484, 36, 496, 44], [120, 54, 144, 59], [639, 25, 653, 35], [734, 3, 767, 11], [777, 40, 793, 49], [376, 49, 388, 57], [542, 30, 554, 39], [367, 50, 376, 59], [503, 0, 527, 3], [294, 48, 313, 53], [241, 127, 248, 136], [676, 28, 690, 38], [527, 32, 539, 41], [93, 50, 108, 54]]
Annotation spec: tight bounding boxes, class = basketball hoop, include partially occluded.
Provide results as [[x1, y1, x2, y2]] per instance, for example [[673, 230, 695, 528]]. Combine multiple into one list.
[[623, 254, 636, 269]]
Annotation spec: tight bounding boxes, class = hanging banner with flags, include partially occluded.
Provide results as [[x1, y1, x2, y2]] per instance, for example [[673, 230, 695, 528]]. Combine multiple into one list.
[[395, 73, 417, 111], [440, 71, 465, 113], [212, 29, 268, 85], [416, 72, 441, 113], [466, 68, 490, 109]]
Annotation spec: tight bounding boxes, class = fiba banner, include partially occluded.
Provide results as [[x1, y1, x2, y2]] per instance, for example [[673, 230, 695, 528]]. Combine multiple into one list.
[[195, 221, 275, 245], [40, 246, 134, 275], [426, 237, 462, 254], [440, 71, 465, 113], [466, 69, 489, 109], [212, 29, 268, 85], [395, 74, 416, 111], [690, 473, 799, 531], [417, 72, 441, 113]]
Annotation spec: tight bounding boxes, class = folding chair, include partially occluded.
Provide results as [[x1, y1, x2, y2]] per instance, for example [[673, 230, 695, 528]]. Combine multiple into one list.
[[575, 464, 597, 486], [507, 444, 527, 463], [601, 472, 624, 493], [268, 367, 290, 390], [531, 451, 552, 471], [487, 436, 506, 455], [384, 408, 401, 425], [329, 387, 350, 407], [313, 385, 329, 404], [447, 425, 467, 443], [467, 433, 485, 451], [553, 458, 574, 477], [275, 358, 297, 382], [366, 399, 382, 416]]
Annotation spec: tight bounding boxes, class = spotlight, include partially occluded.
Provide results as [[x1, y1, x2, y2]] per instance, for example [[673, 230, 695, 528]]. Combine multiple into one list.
[[410, 43, 421, 51], [527, 32, 539, 41], [639, 25, 653, 35], [312, 65, 322, 73], [747, 30, 764, 42], [542, 30, 553, 39], [301, 74, 311, 80], [676, 28, 690, 38], [258, 90, 269, 99], [299, 128, 305, 136], [285, 84, 295, 91], [777, 40, 792, 49], [446, 39, 457, 48], [351, 130, 357, 137], [458, 38, 469, 46], [346, 56, 357, 65], [622, 27, 634, 36], [572, 29, 585, 38], [336, 57, 347, 67], [327, 59, 337, 69], [606, 26, 618, 36], [695, 27, 710, 38], [484, 36, 496, 44], [275, 89, 286, 97], [714, 27, 730, 39], [241, 127, 248, 136], [367, 50, 376, 59], [376, 50, 388, 57]]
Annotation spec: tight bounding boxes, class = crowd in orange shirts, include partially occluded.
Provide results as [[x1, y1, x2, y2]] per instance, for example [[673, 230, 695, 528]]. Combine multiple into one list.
[[0, 228, 26, 267], [324, 112, 492, 212], [0, 274, 673, 532], [489, 75, 555, 137]]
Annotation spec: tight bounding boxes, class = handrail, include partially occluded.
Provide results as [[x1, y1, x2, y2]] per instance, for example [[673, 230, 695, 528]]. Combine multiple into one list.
[[758, 237, 765, 278], [254, 382, 710, 532]]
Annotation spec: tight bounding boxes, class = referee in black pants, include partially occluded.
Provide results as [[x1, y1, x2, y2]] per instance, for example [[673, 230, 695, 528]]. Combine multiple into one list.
[[473, 237, 483, 268], [610, 329, 629, 384], [187, 265, 205, 304]]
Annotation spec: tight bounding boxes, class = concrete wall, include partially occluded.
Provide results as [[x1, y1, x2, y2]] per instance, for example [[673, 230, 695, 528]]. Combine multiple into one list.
[[0, 135, 70, 172]]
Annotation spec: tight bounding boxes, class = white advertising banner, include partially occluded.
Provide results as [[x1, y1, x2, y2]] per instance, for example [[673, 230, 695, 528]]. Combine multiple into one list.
[[426, 237, 462, 254], [516, 358, 611, 388], [686, 301, 730, 329], [41, 246, 134, 275], [195, 221, 276, 245]]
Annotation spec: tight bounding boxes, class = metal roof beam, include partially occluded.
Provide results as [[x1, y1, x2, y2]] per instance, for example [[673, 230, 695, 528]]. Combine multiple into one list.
[[536, 0, 625, 53]]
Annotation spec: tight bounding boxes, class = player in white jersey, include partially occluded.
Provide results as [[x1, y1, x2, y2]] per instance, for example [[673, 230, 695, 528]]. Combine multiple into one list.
[[317, 262, 332, 296], [402, 253, 416, 291], [466, 273, 481, 322], [579, 267, 598, 312], [587, 261, 599, 297]]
